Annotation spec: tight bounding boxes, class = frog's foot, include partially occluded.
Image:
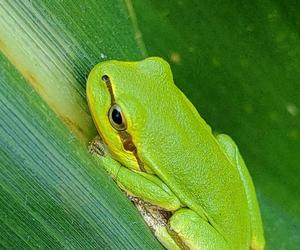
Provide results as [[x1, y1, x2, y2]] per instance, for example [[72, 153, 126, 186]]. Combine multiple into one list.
[[131, 201, 229, 250], [161, 208, 230, 250], [88, 135, 109, 157], [88, 135, 125, 178]]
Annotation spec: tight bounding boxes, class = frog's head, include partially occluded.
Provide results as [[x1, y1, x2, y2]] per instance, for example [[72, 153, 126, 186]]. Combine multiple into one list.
[[86, 57, 175, 173]]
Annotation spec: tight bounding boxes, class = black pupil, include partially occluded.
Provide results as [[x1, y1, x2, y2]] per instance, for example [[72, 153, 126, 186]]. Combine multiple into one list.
[[112, 109, 122, 125]]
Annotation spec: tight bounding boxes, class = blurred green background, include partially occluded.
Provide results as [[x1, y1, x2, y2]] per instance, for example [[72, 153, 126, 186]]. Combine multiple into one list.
[[0, 0, 299, 249], [133, 1, 300, 248]]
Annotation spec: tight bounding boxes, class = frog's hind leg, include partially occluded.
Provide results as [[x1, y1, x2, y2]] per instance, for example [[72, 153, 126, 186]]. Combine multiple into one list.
[[157, 208, 229, 250], [216, 134, 265, 250]]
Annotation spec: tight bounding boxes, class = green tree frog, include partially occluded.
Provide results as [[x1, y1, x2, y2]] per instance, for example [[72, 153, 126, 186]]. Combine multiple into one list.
[[86, 57, 265, 250]]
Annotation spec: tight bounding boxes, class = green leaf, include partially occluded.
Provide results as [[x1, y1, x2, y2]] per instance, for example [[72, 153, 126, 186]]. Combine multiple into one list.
[[0, 1, 161, 249], [133, 1, 300, 249]]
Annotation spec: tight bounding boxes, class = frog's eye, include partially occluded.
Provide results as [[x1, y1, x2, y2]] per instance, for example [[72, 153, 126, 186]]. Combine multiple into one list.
[[108, 104, 127, 131]]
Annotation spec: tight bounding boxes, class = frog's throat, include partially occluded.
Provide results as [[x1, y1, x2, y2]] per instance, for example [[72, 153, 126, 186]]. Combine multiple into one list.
[[102, 75, 146, 172]]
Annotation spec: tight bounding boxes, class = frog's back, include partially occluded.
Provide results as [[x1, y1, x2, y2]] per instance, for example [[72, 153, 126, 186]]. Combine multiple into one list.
[[138, 87, 251, 249], [102, 57, 252, 248]]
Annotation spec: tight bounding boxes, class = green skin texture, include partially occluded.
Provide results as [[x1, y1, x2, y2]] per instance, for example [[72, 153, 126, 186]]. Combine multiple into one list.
[[86, 57, 265, 250]]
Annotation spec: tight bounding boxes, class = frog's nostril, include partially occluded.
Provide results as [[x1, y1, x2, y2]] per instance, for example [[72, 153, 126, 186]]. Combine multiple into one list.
[[101, 75, 110, 84]]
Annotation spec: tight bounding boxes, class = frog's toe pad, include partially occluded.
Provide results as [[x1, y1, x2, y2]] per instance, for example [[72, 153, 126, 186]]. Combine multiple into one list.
[[167, 208, 229, 250]]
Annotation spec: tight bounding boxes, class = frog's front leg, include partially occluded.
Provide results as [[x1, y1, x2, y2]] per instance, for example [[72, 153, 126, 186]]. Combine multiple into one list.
[[89, 136, 181, 210], [216, 134, 265, 250], [103, 156, 182, 211]]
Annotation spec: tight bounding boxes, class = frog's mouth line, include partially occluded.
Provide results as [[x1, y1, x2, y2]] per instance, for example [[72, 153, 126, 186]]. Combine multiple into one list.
[[102, 75, 146, 172]]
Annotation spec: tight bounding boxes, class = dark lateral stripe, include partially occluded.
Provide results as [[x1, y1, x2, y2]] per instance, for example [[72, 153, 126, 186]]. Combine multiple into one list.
[[101, 75, 146, 172], [102, 75, 115, 105], [119, 131, 146, 172]]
